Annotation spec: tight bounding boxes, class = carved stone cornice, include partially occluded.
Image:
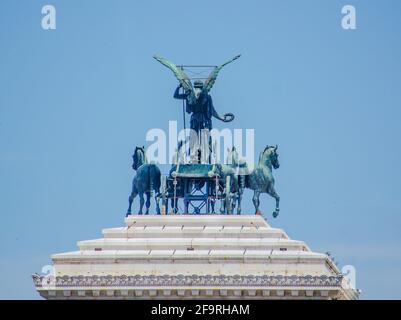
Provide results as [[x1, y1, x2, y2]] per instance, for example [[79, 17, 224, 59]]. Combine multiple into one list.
[[33, 274, 343, 288]]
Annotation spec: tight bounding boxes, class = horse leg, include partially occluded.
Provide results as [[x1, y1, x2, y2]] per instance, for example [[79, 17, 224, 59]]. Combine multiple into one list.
[[225, 176, 232, 214], [126, 183, 138, 217], [228, 193, 235, 215], [268, 186, 280, 218], [237, 175, 245, 215], [171, 193, 179, 214], [253, 190, 261, 215], [145, 192, 151, 215], [220, 195, 226, 214], [138, 192, 145, 215], [155, 188, 161, 215], [211, 199, 215, 213], [237, 191, 243, 215], [165, 195, 169, 215], [126, 191, 136, 217]]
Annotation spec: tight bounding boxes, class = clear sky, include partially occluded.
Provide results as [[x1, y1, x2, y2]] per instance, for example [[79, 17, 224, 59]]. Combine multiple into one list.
[[1, 0, 400, 299]]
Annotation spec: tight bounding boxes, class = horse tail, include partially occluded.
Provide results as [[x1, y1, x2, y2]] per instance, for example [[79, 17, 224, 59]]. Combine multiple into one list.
[[244, 174, 249, 189], [155, 165, 161, 192], [148, 165, 154, 197], [239, 173, 245, 193]]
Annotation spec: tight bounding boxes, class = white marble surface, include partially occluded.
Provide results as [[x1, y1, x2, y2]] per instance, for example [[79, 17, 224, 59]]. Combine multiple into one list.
[[33, 215, 358, 299]]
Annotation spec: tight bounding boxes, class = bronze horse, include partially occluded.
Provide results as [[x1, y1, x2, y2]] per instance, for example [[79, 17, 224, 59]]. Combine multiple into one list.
[[126, 146, 161, 216], [210, 147, 247, 214], [246, 146, 280, 218]]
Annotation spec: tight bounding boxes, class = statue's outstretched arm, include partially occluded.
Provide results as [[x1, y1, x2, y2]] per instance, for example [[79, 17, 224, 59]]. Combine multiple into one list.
[[212, 109, 235, 123], [210, 96, 235, 123]]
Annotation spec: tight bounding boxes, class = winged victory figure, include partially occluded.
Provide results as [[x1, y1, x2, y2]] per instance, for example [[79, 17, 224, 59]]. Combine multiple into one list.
[[153, 54, 240, 134]]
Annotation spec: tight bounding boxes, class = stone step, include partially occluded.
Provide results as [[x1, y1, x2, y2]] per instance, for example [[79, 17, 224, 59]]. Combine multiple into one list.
[[103, 226, 288, 239], [35, 214, 354, 300], [77, 237, 308, 251], [52, 249, 325, 262], [124, 215, 270, 228]]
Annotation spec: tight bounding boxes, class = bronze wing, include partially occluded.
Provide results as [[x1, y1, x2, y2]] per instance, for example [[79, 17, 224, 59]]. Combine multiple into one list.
[[203, 54, 241, 92], [153, 55, 194, 94]]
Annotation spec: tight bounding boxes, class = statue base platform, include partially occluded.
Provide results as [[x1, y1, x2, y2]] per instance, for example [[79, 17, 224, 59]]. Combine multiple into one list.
[[33, 215, 358, 299]]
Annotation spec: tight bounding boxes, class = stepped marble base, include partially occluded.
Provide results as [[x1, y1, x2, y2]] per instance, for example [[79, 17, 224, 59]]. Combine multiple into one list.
[[33, 215, 358, 300]]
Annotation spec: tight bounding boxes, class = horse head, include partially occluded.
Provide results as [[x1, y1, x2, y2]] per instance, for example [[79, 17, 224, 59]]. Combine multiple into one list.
[[260, 145, 280, 169], [132, 146, 146, 170]]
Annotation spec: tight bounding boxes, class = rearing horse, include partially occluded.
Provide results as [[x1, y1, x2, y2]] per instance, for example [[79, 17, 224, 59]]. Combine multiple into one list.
[[126, 146, 161, 216], [246, 145, 280, 218]]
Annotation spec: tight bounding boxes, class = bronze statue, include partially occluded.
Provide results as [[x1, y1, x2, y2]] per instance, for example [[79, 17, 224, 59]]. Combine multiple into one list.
[[126, 146, 161, 216], [246, 146, 281, 218], [125, 55, 282, 218], [153, 54, 240, 133]]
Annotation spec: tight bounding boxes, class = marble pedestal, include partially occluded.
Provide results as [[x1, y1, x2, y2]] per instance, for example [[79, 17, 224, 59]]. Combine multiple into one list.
[[33, 215, 358, 300]]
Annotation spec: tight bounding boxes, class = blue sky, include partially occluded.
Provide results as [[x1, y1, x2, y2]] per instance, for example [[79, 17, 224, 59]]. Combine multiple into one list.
[[1, 0, 401, 299]]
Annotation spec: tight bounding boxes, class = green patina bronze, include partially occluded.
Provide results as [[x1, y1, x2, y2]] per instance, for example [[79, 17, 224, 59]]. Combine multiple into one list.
[[126, 55, 281, 218], [153, 54, 238, 133]]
